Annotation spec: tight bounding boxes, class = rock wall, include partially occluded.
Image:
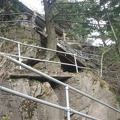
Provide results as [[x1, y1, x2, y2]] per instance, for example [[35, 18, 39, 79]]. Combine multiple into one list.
[[0, 23, 41, 57], [0, 20, 62, 73], [0, 78, 60, 120], [0, 9, 119, 120], [65, 72, 120, 120], [0, 72, 120, 120]]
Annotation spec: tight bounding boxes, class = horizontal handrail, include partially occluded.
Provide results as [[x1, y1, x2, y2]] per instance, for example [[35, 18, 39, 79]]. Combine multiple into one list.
[[0, 53, 99, 120], [0, 36, 97, 61], [0, 12, 63, 32], [0, 52, 120, 114], [0, 12, 46, 32], [0, 19, 45, 33], [0, 36, 98, 71], [0, 12, 32, 16], [0, 37, 92, 72], [0, 12, 44, 23], [0, 20, 32, 23], [0, 86, 99, 120], [0, 86, 67, 110], [0, 36, 99, 72], [0, 12, 99, 62], [0, 52, 90, 69], [0, 20, 43, 31]]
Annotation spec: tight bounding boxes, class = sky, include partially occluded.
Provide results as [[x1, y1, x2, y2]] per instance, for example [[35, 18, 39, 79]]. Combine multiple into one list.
[[19, 0, 44, 14], [19, 0, 84, 14]]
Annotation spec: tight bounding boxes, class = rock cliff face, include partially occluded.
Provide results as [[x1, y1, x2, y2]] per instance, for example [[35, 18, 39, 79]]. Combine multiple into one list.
[[0, 24, 120, 120], [65, 72, 120, 120], [0, 78, 60, 120], [0, 2, 120, 119], [0, 72, 120, 120]]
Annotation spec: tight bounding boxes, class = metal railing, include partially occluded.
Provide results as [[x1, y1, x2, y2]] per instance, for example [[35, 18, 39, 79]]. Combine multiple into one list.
[[58, 39, 100, 62], [0, 12, 64, 35], [0, 12, 100, 70], [0, 12, 95, 72], [0, 36, 92, 72], [0, 53, 120, 120], [0, 12, 46, 35], [0, 12, 119, 120]]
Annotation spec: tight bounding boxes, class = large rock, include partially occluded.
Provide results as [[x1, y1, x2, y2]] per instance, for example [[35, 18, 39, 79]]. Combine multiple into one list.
[[0, 23, 41, 58], [0, 72, 120, 120], [64, 72, 120, 120], [69, 43, 82, 50], [0, 78, 60, 120], [33, 55, 63, 74]]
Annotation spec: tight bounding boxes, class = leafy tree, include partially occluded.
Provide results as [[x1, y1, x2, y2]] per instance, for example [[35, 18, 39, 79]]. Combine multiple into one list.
[[42, 0, 120, 57], [0, 0, 24, 21], [99, 0, 120, 55], [52, 0, 93, 41]]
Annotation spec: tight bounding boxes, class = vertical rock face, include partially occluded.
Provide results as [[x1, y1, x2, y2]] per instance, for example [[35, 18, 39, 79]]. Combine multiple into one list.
[[64, 72, 120, 120], [0, 72, 119, 120], [33, 55, 63, 74], [0, 24, 41, 57], [0, 16, 63, 72], [0, 78, 60, 120]]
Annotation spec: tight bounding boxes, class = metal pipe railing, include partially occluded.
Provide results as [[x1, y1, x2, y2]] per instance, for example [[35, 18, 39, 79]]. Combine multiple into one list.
[[74, 54, 78, 73], [0, 12, 32, 16], [0, 12, 64, 34], [0, 86, 99, 120], [18, 42, 22, 69], [0, 86, 67, 111], [0, 12, 99, 61], [0, 36, 92, 72], [0, 53, 100, 120], [0, 36, 89, 59], [0, 11, 61, 30], [0, 12, 46, 34], [0, 12, 99, 65], [0, 13, 119, 119], [0, 53, 120, 114], [0, 52, 90, 70], [0, 36, 100, 72], [65, 85, 70, 120]]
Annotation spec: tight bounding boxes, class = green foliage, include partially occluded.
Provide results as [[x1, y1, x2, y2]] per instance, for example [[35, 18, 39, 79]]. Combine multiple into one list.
[[20, 100, 37, 120], [52, 0, 102, 41], [101, 45, 120, 74], [0, 0, 24, 21], [116, 95, 120, 105], [100, 0, 120, 46], [0, 0, 24, 12], [2, 116, 10, 120], [1, 112, 13, 120], [52, 0, 120, 47], [108, 47, 120, 64], [100, 46, 110, 53]]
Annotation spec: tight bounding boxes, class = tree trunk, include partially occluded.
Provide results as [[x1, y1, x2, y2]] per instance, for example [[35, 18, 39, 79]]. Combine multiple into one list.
[[43, 0, 57, 60]]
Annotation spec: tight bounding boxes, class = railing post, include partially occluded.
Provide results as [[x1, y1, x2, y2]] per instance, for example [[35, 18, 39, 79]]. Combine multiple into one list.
[[18, 42, 22, 69], [65, 85, 70, 120], [74, 54, 78, 73], [80, 50, 83, 56]]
